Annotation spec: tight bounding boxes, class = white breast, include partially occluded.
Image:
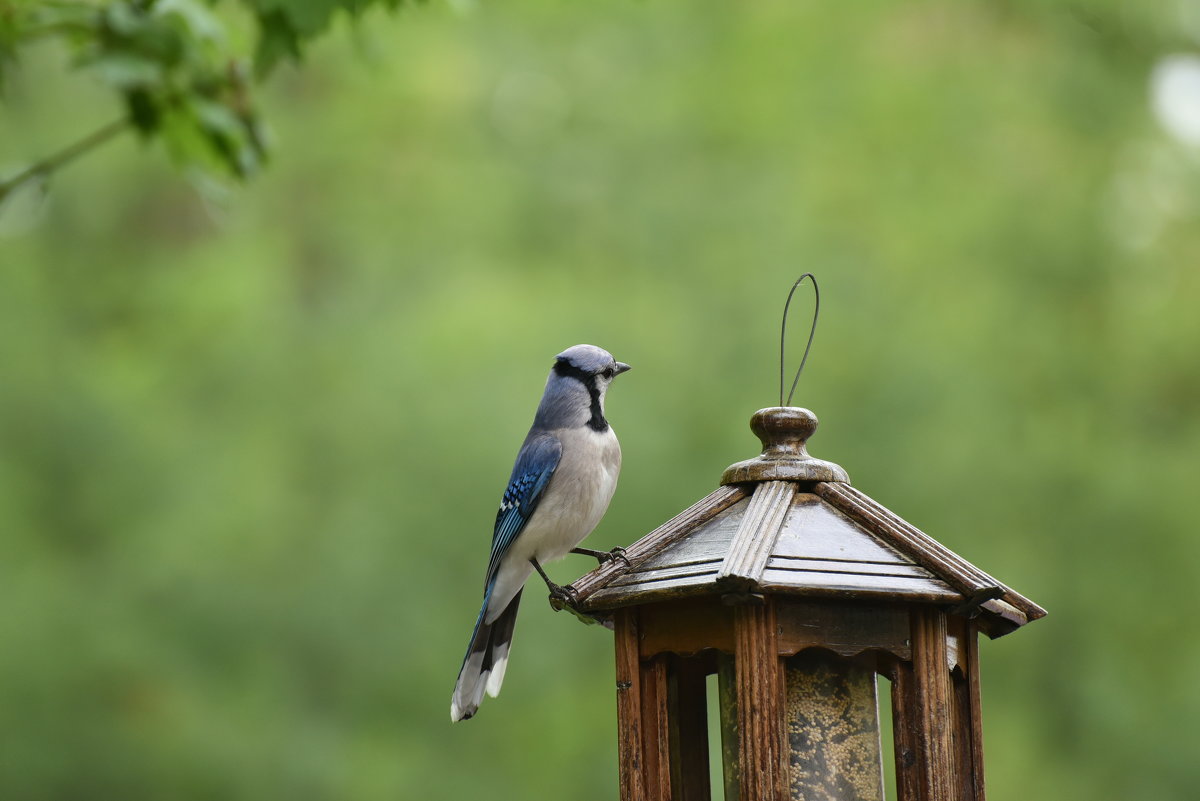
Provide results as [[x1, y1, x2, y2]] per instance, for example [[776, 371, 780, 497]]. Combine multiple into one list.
[[523, 425, 621, 561], [485, 426, 621, 623]]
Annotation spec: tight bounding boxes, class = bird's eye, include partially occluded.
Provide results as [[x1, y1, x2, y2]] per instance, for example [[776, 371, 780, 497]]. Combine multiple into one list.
[[602, 368, 615, 379]]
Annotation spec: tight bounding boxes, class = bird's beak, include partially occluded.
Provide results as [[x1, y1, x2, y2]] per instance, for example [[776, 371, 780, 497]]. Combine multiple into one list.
[[614, 362, 632, 375]]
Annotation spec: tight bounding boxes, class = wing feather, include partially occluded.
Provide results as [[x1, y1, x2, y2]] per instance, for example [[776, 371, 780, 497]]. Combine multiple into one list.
[[483, 432, 562, 584]]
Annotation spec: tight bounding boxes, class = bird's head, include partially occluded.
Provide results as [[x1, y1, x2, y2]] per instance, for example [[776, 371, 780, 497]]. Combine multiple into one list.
[[553, 344, 631, 390], [536, 344, 630, 431]]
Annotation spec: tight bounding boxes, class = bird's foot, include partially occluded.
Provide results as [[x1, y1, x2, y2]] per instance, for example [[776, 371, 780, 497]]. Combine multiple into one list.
[[531, 555, 611, 627], [530, 556, 577, 606], [571, 546, 629, 566], [547, 582, 575, 606]]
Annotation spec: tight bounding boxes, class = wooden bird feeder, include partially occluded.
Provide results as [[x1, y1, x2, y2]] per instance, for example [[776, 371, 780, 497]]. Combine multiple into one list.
[[559, 406, 1045, 801]]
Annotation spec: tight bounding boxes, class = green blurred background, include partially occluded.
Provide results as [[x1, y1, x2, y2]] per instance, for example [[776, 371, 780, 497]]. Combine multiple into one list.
[[3, 0, 1199, 798]]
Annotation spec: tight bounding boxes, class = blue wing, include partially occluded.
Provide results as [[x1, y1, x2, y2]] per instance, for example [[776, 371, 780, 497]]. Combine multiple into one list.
[[484, 432, 563, 585]]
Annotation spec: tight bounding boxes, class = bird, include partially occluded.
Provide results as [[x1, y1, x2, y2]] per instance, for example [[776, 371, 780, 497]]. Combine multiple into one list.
[[450, 344, 631, 722]]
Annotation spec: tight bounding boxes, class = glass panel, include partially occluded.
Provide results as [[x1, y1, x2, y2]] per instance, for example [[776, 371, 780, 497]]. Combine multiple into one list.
[[706, 672, 724, 801], [784, 650, 885, 801], [879, 673, 898, 801]]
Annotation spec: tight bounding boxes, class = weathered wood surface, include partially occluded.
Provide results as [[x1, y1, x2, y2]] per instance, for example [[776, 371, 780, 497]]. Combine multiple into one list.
[[974, 599, 1028, 639], [593, 498, 747, 605], [616, 603, 990, 801], [889, 659, 920, 801], [911, 608, 955, 801], [589, 488, 963, 607], [720, 406, 851, 484], [718, 480, 795, 590], [760, 568, 960, 603], [634, 597, 913, 662], [640, 654, 672, 801], [734, 600, 787, 801], [816, 483, 1001, 607], [815, 483, 1047, 632], [770, 557, 935, 579], [774, 494, 912, 563], [614, 609, 646, 801], [785, 650, 884, 801], [568, 484, 748, 608], [617, 618, 719, 801], [607, 559, 726, 589], [638, 597, 735, 658], [776, 600, 912, 661], [633, 501, 750, 567], [958, 625, 986, 801], [951, 667, 972, 801]]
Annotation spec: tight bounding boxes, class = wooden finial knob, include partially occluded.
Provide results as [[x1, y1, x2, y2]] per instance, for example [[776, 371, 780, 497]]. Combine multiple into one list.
[[750, 407, 819, 460], [721, 407, 849, 485]]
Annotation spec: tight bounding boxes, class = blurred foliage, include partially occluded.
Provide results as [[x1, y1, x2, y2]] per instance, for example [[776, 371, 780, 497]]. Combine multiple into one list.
[[0, 0, 410, 190], [2, 0, 1200, 799]]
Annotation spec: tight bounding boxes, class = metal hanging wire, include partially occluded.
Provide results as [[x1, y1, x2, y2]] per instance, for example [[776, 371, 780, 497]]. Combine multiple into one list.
[[779, 273, 820, 407]]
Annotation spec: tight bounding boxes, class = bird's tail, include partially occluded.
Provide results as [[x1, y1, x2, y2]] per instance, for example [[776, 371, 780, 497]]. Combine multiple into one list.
[[450, 588, 523, 721]]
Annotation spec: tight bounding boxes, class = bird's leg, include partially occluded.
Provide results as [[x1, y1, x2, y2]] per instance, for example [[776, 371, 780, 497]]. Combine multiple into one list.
[[530, 557, 573, 604], [570, 546, 629, 565], [532, 557, 611, 626], [570, 547, 610, 562]]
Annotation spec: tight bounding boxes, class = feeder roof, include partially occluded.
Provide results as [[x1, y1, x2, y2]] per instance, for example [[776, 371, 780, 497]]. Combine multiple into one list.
[[563, 407, 1045, 638]]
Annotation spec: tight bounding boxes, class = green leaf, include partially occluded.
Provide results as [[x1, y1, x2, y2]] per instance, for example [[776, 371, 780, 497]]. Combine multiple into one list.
[[154, 0, 226, 46], [157, 101, 210, 165], [253, 8, 301, 79], [102, 1, 144, 37], [190, 96, 266, 178], [98, 2, 187, 69], [190, 96, 242, 135], [246, 0, 344, 38], [87, 51, 164, 89], [124, 87, 160, 133]]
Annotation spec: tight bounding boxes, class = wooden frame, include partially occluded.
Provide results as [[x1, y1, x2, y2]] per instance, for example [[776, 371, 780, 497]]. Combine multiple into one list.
[[733, 599, 787, 801], [616, 600, 990, 801], [615, 607, 716, 801]]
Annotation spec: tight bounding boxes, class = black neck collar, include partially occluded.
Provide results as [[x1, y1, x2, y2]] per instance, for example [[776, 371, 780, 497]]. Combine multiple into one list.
[[553, 361, 608, 432]]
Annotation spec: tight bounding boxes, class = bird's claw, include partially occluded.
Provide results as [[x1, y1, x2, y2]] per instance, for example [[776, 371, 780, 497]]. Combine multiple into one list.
[[604, 546, 628, 566], [550, 592, 613, 628]]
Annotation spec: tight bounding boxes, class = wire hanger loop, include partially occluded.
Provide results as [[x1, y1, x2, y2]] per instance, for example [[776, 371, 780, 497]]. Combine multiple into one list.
[[779, 273, 820, 407]]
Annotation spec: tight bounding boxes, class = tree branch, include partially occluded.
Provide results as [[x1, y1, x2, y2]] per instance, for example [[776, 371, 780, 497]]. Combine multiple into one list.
[[0, 118, 130, 204]]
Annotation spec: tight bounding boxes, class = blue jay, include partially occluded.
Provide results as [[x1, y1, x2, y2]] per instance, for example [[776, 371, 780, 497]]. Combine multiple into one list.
[[451, 344, 631, 721]]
